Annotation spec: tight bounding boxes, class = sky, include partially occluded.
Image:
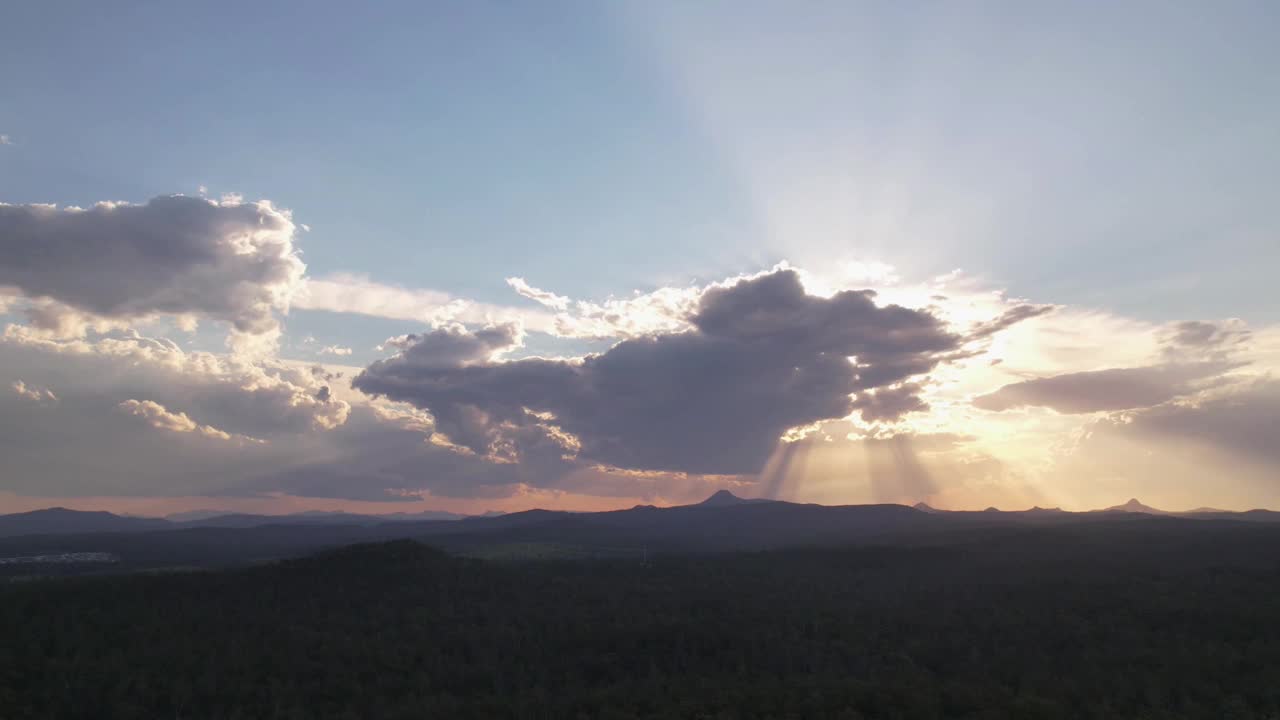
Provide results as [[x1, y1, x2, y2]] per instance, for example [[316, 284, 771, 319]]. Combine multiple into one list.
[[1, 1, 1278, 516]]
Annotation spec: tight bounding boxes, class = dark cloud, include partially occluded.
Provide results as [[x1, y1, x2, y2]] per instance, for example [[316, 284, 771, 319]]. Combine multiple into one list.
[[355, 269, 961, 475], [1161, 320, 1252, 363], [851, 383, 929, 422], [967, 303, 1056, 340], [0, 196, 302, 335], [1057, 379, 1280, 506], [973, 362, 1240, 413], [1167, 320, 1249, 348], [381, 324, 522, 369], [1099, 379, 1280, 467]]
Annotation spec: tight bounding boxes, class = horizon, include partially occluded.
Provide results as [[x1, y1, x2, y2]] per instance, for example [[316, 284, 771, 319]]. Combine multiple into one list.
[[1, 491, 1269, 520], [2, 2, 1278, 515]]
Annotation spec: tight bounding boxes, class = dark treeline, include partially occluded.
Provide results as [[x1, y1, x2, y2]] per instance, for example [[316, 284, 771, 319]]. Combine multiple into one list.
[[4, 522, 1280, 719]]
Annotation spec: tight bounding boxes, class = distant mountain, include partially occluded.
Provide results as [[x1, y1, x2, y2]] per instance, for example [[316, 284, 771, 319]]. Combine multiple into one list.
[[0, 508, 169, 537], [1101, 499, 1168, 515], [1022, 506, 1067, 515], [174, 510, 467, 529], [165, 509, 236, 522], [913, 502, 942, 513], [697, 490, 774, 507], [379, 511, 470, 522], [0, 507, 476, 538]]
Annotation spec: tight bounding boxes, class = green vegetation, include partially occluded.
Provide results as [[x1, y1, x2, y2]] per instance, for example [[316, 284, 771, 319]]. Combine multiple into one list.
[[4, 524, 1280, 719]]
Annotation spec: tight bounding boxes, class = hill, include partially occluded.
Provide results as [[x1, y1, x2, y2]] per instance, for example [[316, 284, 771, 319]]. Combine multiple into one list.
[[0, 508, 168, 537], [6, 528, 1280, 718], [1100, 498, 1169, 515], [697, 489, 774, 506]]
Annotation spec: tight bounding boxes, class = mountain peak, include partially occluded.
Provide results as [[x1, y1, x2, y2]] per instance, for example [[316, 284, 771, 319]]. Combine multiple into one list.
[[1103, 498, 1166, 514], [912, 502, 941, 513], [701, 490, 747, 506], [698, 490, 774, 507]]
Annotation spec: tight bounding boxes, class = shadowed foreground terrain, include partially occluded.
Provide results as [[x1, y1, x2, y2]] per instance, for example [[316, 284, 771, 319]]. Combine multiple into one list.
[[4, 521, 1280, 719]]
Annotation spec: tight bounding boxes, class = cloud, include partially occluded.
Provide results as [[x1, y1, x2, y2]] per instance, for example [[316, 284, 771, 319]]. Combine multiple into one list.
[[1160, 319, 1252, 363], [967, 303, 1057, 340], [505, 276, 700, 339], [375, 323, 523, 369], [2, 327, 350, 436], [295, 273, 554, 331], [11, 380, 56, 405], [319, 345, 352, 356], [1095, 378, 1280, 468], [118, 399, 263, 444], [355, 268, 962, 475], [506, 277, 571, 312], [1050, 379, 1280, 509], [972, 361, 1240, 414], [0, 195, 303, 342], [851, 382, 929, 422], [0, 135, 11, 146]]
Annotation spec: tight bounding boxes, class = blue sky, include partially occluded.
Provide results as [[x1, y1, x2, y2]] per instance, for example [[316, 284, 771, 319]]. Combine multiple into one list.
[[6, 1, 1277, 322], [1, 2, 1278, 513]]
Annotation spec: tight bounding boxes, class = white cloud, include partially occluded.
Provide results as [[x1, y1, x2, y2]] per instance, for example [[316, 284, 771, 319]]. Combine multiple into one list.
[[505, 276, 700, 339], [506, 277, 571, 311], [294, 273, 555, 332], [0, 134, 11, 146], [118, 399, 264, 444], [2, 326, 350, 434], [319, 345, 352, 356], [11, 380, 56, 405]]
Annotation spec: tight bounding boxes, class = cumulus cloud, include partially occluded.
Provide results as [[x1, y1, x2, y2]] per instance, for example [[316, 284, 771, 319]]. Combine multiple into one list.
[[118, 399, 263, 444], [319, 345, 352, 356], [3, 327, 350, 435], [972, 361, 1241, 414], [506, 276, 699, 339], [0, 134, 11, 145], [850, 382, 929, 422], [355, 268, 962, 475], [11, 380, 56, 405], [375, 323, 523, 368], [0, 195, 304, 341]]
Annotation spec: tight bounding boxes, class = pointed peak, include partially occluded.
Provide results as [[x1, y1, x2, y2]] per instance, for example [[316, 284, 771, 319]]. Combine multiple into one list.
[[1102, 498, 1167, 514], [701, 489, 745, 505], [912, 502, 940, 513], [698, 490, 774, 507]]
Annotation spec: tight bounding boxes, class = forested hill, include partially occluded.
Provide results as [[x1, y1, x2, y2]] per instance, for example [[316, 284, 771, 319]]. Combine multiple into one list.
[[5, 523, 1280, 719]]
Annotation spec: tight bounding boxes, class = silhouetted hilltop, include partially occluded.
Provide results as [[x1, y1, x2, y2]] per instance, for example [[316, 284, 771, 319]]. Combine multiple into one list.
[[1101, 498, 1168, 515], [0, 508, 168, 537], [697, 490, 773, 507]]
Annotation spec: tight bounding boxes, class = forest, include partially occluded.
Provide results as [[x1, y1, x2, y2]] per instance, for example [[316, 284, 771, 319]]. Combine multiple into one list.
[[3, 520, 1280, 719]]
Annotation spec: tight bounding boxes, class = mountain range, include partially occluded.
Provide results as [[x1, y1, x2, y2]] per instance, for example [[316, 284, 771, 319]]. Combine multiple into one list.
[[2, 493, 1277, 540], [0, 506, 474, 538]]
